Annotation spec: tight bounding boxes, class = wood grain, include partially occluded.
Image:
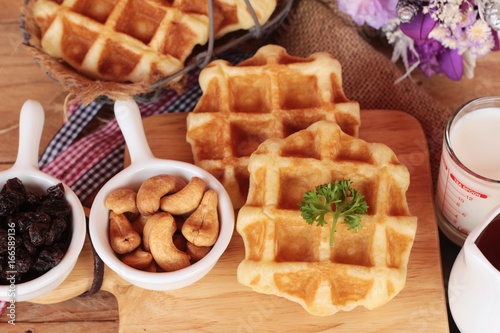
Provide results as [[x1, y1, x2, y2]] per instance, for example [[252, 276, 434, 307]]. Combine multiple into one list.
[[0, 7, 66, 165], [0, 290, 118, 332], [30, 110, 447, 332], [6, 0, 500, 330]]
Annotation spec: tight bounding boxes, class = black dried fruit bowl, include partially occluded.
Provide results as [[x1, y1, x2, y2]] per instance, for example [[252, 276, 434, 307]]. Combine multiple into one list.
[[0, 100, 86, 302]]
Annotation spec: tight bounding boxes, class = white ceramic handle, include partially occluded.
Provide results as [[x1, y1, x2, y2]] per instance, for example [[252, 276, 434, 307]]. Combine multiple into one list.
[[14, 100, 45, 170], [114, 99, 154, 165]]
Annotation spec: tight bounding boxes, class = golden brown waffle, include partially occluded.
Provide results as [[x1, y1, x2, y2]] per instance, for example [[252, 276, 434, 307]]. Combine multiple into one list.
[[236, 120, 417, 316], [31, 0, 277, 83], [186, 45, 361, 208]]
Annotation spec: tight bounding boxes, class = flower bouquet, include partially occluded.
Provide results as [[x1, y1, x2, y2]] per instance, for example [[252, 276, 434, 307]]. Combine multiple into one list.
[[337, 0, 500, 80]]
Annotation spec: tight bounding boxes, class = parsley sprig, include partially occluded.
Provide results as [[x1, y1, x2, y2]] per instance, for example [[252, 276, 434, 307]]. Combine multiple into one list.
[[299, 179, 369, 246]]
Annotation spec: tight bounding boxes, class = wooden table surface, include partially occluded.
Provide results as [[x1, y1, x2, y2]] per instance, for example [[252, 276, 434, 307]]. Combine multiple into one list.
[[1, 1, 499, 332]]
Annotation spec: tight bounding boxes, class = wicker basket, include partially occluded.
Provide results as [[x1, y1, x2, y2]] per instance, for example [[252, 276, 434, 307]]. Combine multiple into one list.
[[21, 0, 293, 105]]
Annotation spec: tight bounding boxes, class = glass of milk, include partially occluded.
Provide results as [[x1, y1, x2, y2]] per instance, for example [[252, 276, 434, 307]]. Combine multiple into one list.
[[435, 96, 500, 246]]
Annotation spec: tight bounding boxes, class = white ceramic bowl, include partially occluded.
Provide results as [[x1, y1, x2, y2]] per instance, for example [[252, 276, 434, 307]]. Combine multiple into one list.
[[0, 100, 86, 302], [88, 100, 235, 290]]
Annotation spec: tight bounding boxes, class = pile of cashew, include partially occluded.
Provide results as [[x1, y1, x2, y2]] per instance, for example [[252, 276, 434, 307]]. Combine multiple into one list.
[[104, 174, 220, 272]]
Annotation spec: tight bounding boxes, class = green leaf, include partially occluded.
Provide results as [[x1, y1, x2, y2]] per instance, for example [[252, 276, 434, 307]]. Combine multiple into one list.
[[299, 179, 368, 246]]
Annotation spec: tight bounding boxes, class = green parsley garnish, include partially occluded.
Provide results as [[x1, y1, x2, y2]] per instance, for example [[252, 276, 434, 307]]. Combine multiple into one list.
[[299, 179, 369, 246]]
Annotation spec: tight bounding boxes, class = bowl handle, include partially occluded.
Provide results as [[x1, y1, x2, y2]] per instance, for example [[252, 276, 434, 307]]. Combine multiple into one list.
[[114, 99, 154, 165], [13, 100, 45, 171]]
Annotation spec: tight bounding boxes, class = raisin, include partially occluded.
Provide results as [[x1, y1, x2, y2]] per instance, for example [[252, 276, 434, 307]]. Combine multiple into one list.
[[29, 221, 50, 246], [0, 256, 6, 283], [1, 226, 21, 252], [44, 229, 55, 246], [8, 211, 51, 233], [0, 228, 6, 254], [0, 178, 27, 216], [33, 243, 66, 272], [22, 190, 42, 211], [46, 183, 65, 200], [37, 198, 71, 219], [1, 270, 22, 284], [15, 246, 32, 274], [45, 218, 67, 245], [0, 216, 7, 229], [22, 232, 38, 256]]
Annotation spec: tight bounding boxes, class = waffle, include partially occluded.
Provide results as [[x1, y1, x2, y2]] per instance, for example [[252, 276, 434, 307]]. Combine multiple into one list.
[[186, 45, 361, 208], [236, 120, 417, 316], [31, 0, 277, 83]]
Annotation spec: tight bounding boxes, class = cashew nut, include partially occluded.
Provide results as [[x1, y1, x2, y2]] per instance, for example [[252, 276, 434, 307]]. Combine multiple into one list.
[[142, 212, 170, 252], [109, 211, 141, 254], [148, 212, 191, 272], [136, 175, 187, 215], [131, 214, 149, 236], [160, 177, 206, 215], [121, 248, 153, 270], [186, 242, 211, 262], [181, 189, 219, 247], [173, 233, 187, 252], [144, 262, 157, 272], [105, 188, 138, 214]]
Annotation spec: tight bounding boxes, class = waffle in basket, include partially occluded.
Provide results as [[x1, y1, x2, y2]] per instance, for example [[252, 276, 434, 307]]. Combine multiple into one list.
[[236, 120, 417, 316], [186, 45, 361, 208], [24, 0, 277, 102]]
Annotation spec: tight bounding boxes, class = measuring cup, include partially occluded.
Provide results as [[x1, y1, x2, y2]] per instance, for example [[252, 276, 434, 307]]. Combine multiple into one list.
[[88, 99, 234, 290], [0, 100, 86, 302], [435, 96, 500, 246], [448, 206, 500, 333]]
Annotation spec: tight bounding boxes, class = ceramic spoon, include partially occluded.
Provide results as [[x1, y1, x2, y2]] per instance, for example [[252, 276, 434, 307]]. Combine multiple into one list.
[[0, 100, 86, 302], [88, 99, 234, 291]]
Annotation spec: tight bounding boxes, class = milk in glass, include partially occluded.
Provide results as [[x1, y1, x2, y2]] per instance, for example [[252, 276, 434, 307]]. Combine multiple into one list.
[[436, 97, 500, 246]]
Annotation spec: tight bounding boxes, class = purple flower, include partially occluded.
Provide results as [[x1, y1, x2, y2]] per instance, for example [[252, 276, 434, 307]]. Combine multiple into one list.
[[400, 11, 437, 41], [438, 48, 463, 81], [337, 0, 398, 29], [409, 38, 464, 80], [409, 38, 443, 77]]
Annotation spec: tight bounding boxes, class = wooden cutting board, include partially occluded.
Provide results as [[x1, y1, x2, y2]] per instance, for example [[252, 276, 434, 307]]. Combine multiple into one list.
[[32, 110, 450, 332]]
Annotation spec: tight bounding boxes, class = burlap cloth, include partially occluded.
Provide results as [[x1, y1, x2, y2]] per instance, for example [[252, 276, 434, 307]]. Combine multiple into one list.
[[272, 0, 453, 187]]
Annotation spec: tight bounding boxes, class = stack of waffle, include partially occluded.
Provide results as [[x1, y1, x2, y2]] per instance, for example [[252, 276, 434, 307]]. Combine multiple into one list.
[[187, 44, 417, 315]]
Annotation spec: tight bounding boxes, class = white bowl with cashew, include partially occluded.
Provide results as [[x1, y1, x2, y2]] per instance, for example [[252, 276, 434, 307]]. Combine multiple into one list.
[[88, 100, 235, 290]]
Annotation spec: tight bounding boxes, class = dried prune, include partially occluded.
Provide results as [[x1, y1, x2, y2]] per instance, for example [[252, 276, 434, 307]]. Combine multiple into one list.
[[0, 178, 26, 216]]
